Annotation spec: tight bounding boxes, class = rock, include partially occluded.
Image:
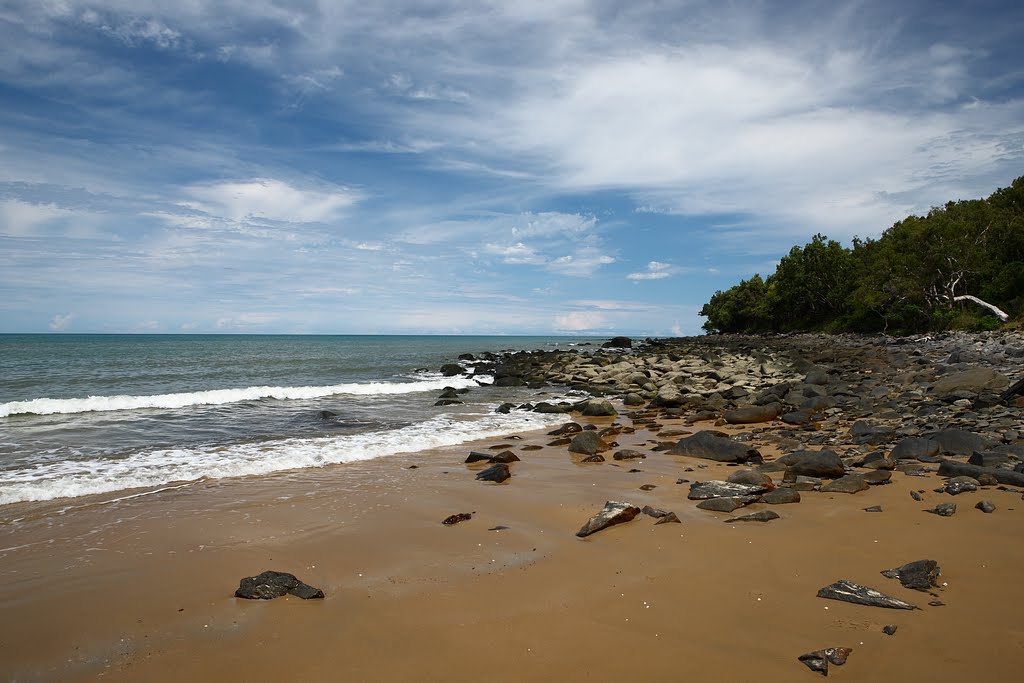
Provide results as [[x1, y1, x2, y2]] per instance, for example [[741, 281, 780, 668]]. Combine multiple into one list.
[[581, 454, 605, 462], [581, 398, 618, 417], [799, 647, 853, 676], [650, 383, 686, 408], [613, 449, 647, 460], [820, 474, 870, 494], [316, 410, 338, 420], [440, 363, 465, 377], [437, 387, 460, 399], [726, 469, 775, 489], [891, 437, 940, 461], [532, 402, 569, 414], [883, 624, 898, 636], [724, 510, 780, 523], [864, 505, 883, 512], [723, 403, 783, 424], [881, 559, 940, 591], [495, 402, 515, 414], [762, 487, 801, 504], [929, 428, 993, 455], [603, 336, 633, 348], [688, 480, 772, 500], [639, 484, 657, 491], [641, 505, 671, 518], [862, 470, 893, 485], [623, 392, 646, 406], [235, 571, 324, 600], [568, 431, 610, 456], [933, 367, 1009, 395], [696, 496, 758, 512], [781, 410, 816, 426], [816, 580, 918, 610], [937, 460, 1024, 487], [465, 450, 520, 464], [668, 430, 763, 464], [476, 463, 511, 483], [654, 511, 681, 524], [576, 501, 641, 537], [910, 490, 923, 501], [548, 422, 583, 436], [926, 502, 957, 516], [786, 475, 821, 491], [442, 512, 473, 525], [942, 480, 977, 495], [778, 450, 845, 479], [976, 500, 996, 513]]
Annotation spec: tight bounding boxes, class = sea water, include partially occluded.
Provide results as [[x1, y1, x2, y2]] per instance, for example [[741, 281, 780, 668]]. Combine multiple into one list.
[[0, 334, 599, 505]]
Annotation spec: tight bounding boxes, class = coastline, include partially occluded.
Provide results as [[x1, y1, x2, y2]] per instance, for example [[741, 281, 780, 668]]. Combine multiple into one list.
[[2, 332, 1023, 680]]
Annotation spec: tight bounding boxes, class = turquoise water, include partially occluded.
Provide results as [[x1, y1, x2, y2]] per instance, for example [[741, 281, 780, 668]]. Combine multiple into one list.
[[0, 334, 599, 505]]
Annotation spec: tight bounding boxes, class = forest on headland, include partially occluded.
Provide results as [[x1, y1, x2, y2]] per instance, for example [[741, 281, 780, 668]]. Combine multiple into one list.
[[700, 176, 1024, 335]]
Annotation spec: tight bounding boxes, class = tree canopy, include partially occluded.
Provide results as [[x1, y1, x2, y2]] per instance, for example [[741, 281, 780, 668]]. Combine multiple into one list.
[[700, 176, 1024, 334]]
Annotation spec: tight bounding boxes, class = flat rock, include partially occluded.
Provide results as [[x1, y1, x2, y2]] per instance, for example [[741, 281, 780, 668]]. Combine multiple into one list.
[[942, 480, 977, 495], [613, 449, 647, 460], [937, 460, 1024, 487], [864, 505, 883, 512], [816, 580, 918, 610], [548, 422, 583, 436], [688, 480, 771, 500], [820, 474, 869, 494], [761, 487, 801, 504], [235, 571, 324, 600], [668, 430, 763, 464], [696, 496, 758, 512], [925, 502, 957, 516], [779, 450, 845, 479], [929, 428, 992, 455], [475, 463, 512, 483], [891, 437, 940, 461], [576, 501, 641, 537], [933, 367, 1008, 395], [726, 469, 775, 488], [725, 509, 780, 523], [881, 559, 940, 591], [723, 402, 783, 424], [641, 505, 671, 518]]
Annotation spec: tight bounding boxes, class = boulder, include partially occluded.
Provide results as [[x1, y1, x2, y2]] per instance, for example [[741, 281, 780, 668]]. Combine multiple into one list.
[[476, 463, 512, 483], [926, 502, 957, 516], [890, 437, 940, 461], [612, 449, 647, 460], [726, 469, 775, 489], [576, 501, 641, 537], [820, 475, 870, 494], [761, 487, 801, 504], [568, 431, 609, 455], [816, 580, 917, 610], [933, 367, 1009, 395], [696, 496, 758, 512], [778, 450, 845, 479], [937, 460, 1024, 487], [581, 398, 617, 417], [668, 431, 763, 464], [723, 402, 783, 424], [976, 500, 996, 513], [928, 429, 992, 455], [235, 571, 324, 600], [602, 336, 633, 349]]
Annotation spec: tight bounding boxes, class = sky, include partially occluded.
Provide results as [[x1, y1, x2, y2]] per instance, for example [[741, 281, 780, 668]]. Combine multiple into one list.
[[1, 1, 1022, 336]]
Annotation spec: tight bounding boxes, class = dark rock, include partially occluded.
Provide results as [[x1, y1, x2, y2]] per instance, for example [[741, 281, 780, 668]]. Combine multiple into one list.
[[316, 410, 338, 420], [603, 336, 633, 348], [883, 624, 898, 636], [613, 449, 647, 460], [761, 487, 801, 504], [890, 437, 940, 461], [437, 387, 460, 399], [696, 496, 758, 512], [654, 511, 681, 524], [976, 500, 996, 513], [641, 505, 671, 518], [440, 363, 465, 377], [937, 460, 1024, 487], [929, 600, 945, 607], [929, 429, 992, 455], [580, 454, 605, 462], [778, 450, 845, 479], [568, 430, 609, 455], [576, 501, 641, 537], [488, 525, 510, 531], [688, 480, 771, 500], [548, 422, 583, 436], [668, 430, 763, 464], [864, 505, 883, 512], [532, 402, 569, 414], [932, 367, 1008, 395], [495, 402, 515, 414], [925, 502, 957, 517], [820, 474, 869, 494], [442, 512, 473, 525], [781, 410, 816, 426], [942, 480, 977, 495], [816, 580, 918, 610], [881, 559, 940, 591], [476, 463, 512, 483], [862, 470, 893, 485], [798, 647, 852, 676], [434, 399, 464, 406], [910, 490, 924, 501], [725, 510, 780, 523], [968, 452, 1012, 468], [724, 403, 783, 424], [639, 484, 657, 491], [235, 571, 324, 600], [851, 420, 896, 445]]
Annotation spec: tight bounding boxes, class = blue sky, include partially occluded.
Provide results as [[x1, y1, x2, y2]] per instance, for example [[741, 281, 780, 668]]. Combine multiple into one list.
[[1, 1, 1022, 335]]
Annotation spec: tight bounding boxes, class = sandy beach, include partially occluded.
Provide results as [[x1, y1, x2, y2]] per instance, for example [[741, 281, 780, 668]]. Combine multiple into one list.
[[2, 409, 1023, 682]]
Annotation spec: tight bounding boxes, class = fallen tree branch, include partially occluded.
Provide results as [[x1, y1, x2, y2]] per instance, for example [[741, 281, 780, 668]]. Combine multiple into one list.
[[952, 295, 1010, 322]]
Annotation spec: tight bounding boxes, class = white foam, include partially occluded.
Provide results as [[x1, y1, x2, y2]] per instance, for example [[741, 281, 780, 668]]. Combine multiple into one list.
[[0, 376, 485, 418], [0, 410, 564, 505]]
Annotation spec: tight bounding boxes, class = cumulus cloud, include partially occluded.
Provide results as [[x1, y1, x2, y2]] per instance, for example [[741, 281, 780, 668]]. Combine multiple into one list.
[[49, 313, 74, 331], [553, 310, 608, 331]]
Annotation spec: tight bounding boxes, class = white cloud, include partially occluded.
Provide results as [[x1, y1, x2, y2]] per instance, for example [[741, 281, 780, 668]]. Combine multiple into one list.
[[182, 178, 361, 224], [627, 261, 675, 281], [553, 310, 608, 331], [547, 247, 615, 276], [215, 312, 279, 329], [0, 199, 72, 235], [49, 313, 74, 331]]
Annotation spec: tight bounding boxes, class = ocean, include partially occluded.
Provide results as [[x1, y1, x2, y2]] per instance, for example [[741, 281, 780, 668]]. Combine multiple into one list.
[[0, 334, 599, 507]]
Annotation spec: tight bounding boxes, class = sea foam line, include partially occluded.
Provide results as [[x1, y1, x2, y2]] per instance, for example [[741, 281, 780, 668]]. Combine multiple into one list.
[[0, 376, 486, 418], [0, 410, 563, 505]]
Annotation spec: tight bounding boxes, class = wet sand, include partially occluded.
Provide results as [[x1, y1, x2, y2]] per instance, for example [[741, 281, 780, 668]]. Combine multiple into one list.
[[2, 415, 1023, 681]]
